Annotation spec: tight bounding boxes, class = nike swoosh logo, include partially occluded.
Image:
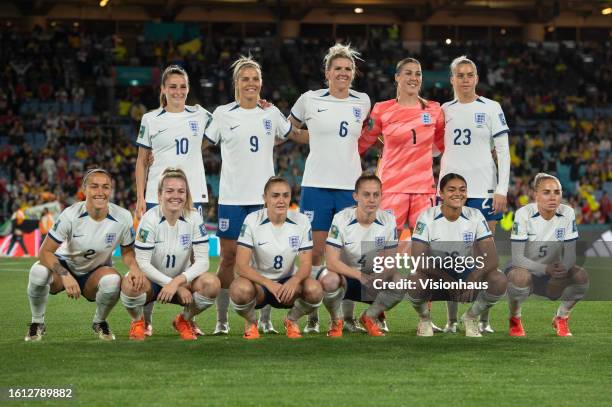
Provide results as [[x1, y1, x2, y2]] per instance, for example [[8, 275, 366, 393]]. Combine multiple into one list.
[[157, 128, 168, 134], [257, 242, 267, 246], [154, 241, 164, 243], [345, 242, 354, 246], [445, 119, 452, 124], [431, 238, 440, 241], [527, 233, 537, 236], [230, 125, 240, 130], [317, 108, 328, 112], [72, 234, 84, 238]]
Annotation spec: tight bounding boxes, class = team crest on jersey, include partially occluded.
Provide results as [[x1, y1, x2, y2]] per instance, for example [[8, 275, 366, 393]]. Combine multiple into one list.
[[179, 234, 190, 248], [189, 121, 199, 135], [219, 218, 230, 232], [415, 221, 425, 235], [105, 233, 116, 246], [289, 235, 300, 251], [375, 236, 385, 250], [353, 107, 362, 122], [304, 210, 314, 223], [199, 223, 207, 236], [474, 113, 486, 126], [263, 119, 273, 135], [462, 232, 474, 243], [138, 229, 149, 243], [422, 112, 432, 125], [555, 228, 565, 241], [498, 113, 507, 126]]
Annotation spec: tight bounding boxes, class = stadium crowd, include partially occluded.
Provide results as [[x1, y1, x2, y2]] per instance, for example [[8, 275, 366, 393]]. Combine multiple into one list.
[[1, 24, 610, 227]]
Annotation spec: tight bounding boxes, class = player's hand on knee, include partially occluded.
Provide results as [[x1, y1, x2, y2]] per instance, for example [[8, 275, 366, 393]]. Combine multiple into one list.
[[61, 274, 81, 300], [278, 278, 300, 304], [158, 283, 178, 304], [176, 287, 193, 305], [264, 281, 283, 302], [458, 288, 474, 303], [547, 262, 568, 279], [129, 270, 147, 292]]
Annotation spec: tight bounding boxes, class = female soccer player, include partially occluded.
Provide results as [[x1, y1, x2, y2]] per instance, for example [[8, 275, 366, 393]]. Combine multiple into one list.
[[25, 169, 140, 341], [205, 56, 305, 335], [289, 44, 371, 333], [230, 176, 322, 339], [405, 173, 507, 337], [121, 168, 219, 341], [507, 173, 588, 337], [134, 65, 212, 335], [317, 174, 405, 337], [440, 56, 511, 334]]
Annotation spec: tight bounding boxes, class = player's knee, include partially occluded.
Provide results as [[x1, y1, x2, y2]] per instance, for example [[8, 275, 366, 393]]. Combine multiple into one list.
[[570, 266, 589, 285], [195, 273, 221, 298], [507, 267, 531, 287], [302, 279, 323, 303], [29, 262, 52, 286], [229, 278, 255, 304], [320, 272, 341, 292], [98, 273, 121, 294], [486, 270, 508, 295]]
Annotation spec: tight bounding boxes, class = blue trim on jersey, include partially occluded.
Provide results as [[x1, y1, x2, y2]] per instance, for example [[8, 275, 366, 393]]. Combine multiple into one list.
[[136, 142, 152, 150], [135, 244, 154, 250], [411, 237, 429, 244], [299, 246, 313, 251], [79, 212, 88, 218], [285, 218, 297, 225], [565, 237, 579, 242], [434, 213, 445, 220], [256, 104, 265, 110], [236, 241, 253, 249], [326, 241, 343, 249], [531, 212, 540, 218], [282, 124, 292, 139], [179, 216, 186, 222], [229, 103, 240, 111], [156, 109, 166, 117], [106, 214, 117, 222], [460, 212, 469, 220], [193, 239, 209, 245], [260, 218, 270, 226], [289, 111, 302, 123], [476, 234, 492, 241], [120, 242, 134, 248], [348, 92, 359, 98], [385, 243, 399, 249], [348, 218, 359, 226], [321, 91, 330, 97], [184, 107, 195, 113], [159, 216, 166, 224], [374, 218, 384, 226], [49, 233, 63, 244], [476, 97, 485, 104], [492, 130, 509, 138], [555, 212, 564, 217], [204, 134, 217, 145], [448, 99, 458, 106], [510, 238, 528, 242]]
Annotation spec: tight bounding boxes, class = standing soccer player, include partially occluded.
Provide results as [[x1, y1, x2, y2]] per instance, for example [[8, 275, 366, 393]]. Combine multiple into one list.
[[230, 177, 322, 339], [205, 56, 303, 335], [121, 168, 219, 341], [507, 173, 588, 337], [289, 44, 371, 333], [440, 56, 511, 333], [134, 65, 212, 336], [25, 169, 142, 341]]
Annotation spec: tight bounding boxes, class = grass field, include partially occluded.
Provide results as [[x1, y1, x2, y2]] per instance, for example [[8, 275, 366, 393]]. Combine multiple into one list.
[[1, 257, 611, 406]]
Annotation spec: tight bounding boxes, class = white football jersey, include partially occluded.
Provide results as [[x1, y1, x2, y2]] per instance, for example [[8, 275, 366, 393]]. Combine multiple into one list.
[[135, 206, 209, 281], [137, 105, 212, 204], [326, 207, 398, 274], [290, 89, 371, 190], [237, 209, 312, 281], [511, 203, 578, 264], [48, 202, 135, 276], [205, 102, 292, 205], [440, 96, 510, 198], [412, 205, 492, 258]]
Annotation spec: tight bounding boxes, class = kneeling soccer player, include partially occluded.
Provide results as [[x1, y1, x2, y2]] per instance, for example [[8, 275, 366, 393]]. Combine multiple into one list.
[[405, 173, 506, 337], [121, 168, 220, 341], [230, 176, 323, 339], [318, 174, 405, 337], [507, 173, 588, 337], [25, 169, 140, 341]]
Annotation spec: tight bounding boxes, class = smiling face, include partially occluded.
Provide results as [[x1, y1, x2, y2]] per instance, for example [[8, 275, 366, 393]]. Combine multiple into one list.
[[450, 62, 478, 100], [84, 172, 112, 212], [535, 178, 562, 214], [353, 180, 381, 217], [440, 178, 468, 210], [159, 177, 187, 215], [395, 61, 422, 97], [264, 181, 291, 219], [325, 57, 354, 94], [161, 73, 188, 111], [236, 66, 262, 103]]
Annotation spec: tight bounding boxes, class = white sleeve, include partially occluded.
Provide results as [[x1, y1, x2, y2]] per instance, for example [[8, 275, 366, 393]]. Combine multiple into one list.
[[326, 214, 344, 248], [290, 93, 307, 123], [385, 215, 398, 249], [47, 208, 72, 244], [493, 134, 510, 196], [475, 212, 493, 241], [204, 108, 222, 145], [565, 210, 579, 241], [237, 217, 255, 249], [134, 213, 172, 285], [135, 247, 173, 286], [182, 241, 209, 284], [136, 114, 152, 149], [511, 241, 547, 276], [491, 102, 510, 138], [510, 209, 528, 242], [275, 108, 292, 140], [299, 221, 313, 251], [561, 240, 577, 272], [411, 213, 430, 244]]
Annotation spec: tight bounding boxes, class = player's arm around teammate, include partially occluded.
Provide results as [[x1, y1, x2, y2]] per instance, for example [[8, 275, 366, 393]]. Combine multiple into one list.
[[230, 177, 323, 339], [120, 168, 219, 341], [405, 173, 506, 337], [317, 174, 405, 337], [25, 169, 136, 342], [506, 173, 588, 337]]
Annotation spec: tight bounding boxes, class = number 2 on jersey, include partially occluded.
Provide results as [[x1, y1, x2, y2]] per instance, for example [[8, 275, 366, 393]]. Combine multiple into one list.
[[453, 129, 471, 145]]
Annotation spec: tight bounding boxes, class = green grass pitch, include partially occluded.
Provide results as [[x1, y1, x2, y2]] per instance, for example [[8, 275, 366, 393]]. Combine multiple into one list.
[[0, 257, 611, 406]]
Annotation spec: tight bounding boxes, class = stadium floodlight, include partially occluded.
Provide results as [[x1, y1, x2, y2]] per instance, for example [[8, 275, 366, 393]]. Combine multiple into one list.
[[602, 8, 612, 15], [100, 0, 110, 7], [445, 38, 452, 45], [354, 8, 364, 14]]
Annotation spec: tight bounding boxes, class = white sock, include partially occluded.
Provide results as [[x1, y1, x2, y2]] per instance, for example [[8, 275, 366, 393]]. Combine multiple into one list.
[[216, 288, 230, 323], [480, 308, 491, 323], [323, 287, 345, 320], [307, 265, 323, 323], [467, 290, 503, 318], [557, 282, 589, 317], [231, 299, 257, 324], [93, 274, 121, 323], [28, 262, 53, 324], [406, 293, 430, 319], [184, 292, 215, 320], [365, 289, 404, 318], [446, 301, 458, 322], [342, 300, 356, 320], [143, 302, 154, 325], [120, 292, 146, 321], [287, 298, 322, 321], [258, 304, 272, 323], [507, 283, 530, 318]]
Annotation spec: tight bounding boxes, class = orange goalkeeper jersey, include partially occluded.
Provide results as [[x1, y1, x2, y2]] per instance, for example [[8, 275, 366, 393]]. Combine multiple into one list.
[[359, 99, 445, 194]]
